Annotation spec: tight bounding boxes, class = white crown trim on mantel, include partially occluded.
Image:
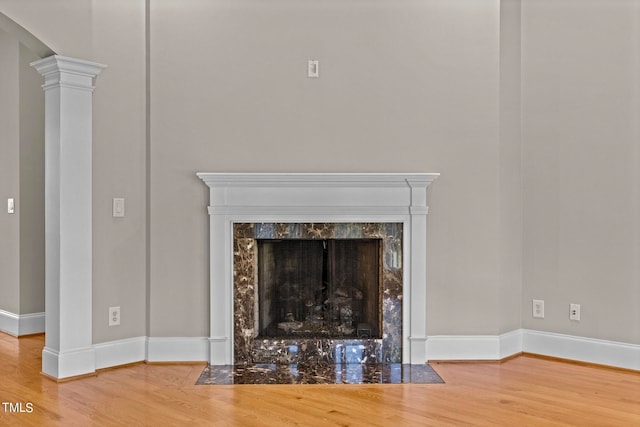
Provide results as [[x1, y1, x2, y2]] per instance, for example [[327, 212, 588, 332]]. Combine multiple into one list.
[[197, 172, 439, 365]]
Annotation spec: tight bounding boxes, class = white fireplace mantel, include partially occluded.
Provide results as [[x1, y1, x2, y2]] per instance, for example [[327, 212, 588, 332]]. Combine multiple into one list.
[[197, 172, 439, 365]]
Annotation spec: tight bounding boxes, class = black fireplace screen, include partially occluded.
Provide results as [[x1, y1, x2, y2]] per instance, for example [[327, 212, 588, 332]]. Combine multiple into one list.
[[257, 239, 382, 339]]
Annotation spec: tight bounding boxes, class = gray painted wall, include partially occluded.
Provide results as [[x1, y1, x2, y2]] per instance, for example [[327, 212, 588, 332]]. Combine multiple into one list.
[[522, 0, 640, 345], [499, 0, 523, 334], [18, 42, 45, 314], [0, 28, 45, 317], [0, 28, 20, 315], [0, 0, 638, 347], [149, 0, 504, 337], [90, 0, 148, 344]]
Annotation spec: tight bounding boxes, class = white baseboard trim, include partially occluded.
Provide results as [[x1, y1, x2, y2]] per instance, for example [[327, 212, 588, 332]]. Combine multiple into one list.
[[94, 336, 147, 370], [18, 312, 45, 335], [522, 329, 640, 371], [92, 336, 210, 370], [499, 329, 523, 359], [426, 334, 500, 360], [0, 309, 18, 336], [146, 337, 209, 362], [85, 330, 639, 372], [0, 310, 45, 336], [427, 329, 639, 371], [90, 336, 209, 371], [426, 330, 522, 361]]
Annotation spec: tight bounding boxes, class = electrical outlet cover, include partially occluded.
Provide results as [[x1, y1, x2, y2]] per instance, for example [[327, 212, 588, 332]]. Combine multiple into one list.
[[109, 306, 121, 326], [533, 299, 544, 319], [569, 303, 580, 321]]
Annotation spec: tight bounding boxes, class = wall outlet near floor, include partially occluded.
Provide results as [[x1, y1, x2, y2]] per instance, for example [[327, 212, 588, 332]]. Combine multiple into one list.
[[109, 306, 121, 326], [532, 299, 544, 319], [569, 303, 580, 321]]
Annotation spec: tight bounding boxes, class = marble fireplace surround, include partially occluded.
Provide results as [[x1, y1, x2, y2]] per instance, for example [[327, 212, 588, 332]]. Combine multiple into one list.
[[197, 173, 439, 365]]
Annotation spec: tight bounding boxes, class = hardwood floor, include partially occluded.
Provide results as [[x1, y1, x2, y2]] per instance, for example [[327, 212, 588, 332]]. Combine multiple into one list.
[[1, 333, 639, 426]]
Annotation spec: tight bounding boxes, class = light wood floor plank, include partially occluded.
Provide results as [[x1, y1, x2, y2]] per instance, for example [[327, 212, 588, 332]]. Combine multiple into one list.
[[1, 333, 638, 426]]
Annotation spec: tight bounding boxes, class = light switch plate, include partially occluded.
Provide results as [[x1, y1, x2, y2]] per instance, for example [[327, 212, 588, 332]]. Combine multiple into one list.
[[7, 198, 15, 214], [307, 60, 319, 78], [112, 198, 125, 217]]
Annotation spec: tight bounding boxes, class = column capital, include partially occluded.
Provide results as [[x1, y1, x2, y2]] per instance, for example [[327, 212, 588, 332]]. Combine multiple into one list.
[[31, 55, 107, 92]]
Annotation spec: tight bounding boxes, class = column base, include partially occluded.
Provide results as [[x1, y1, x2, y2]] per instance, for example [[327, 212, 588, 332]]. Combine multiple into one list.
[[42, 346, 96, 380]]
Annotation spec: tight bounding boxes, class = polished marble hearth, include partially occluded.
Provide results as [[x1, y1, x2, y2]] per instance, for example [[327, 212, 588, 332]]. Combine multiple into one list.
[[196, 363, 444, 385]]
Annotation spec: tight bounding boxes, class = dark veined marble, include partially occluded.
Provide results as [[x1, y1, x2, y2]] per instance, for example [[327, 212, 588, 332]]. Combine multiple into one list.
[[233, 223, 404, 364], [196, 363, 444, 385], [252, 339, 384, 364]]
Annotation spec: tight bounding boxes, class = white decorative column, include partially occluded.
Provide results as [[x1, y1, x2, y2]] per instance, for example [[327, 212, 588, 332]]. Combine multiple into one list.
[[31, 55, 106, 380]]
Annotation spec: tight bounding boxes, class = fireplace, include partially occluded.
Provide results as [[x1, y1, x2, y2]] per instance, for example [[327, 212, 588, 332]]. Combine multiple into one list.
[[257, 238, 381, 339], [198, 173, 438, 365]]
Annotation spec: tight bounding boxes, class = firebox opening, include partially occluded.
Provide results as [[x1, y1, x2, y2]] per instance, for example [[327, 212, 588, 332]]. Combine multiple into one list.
[[257, 239, 382, 339]]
